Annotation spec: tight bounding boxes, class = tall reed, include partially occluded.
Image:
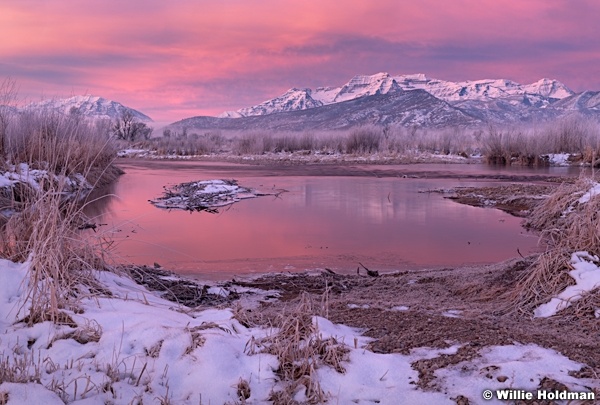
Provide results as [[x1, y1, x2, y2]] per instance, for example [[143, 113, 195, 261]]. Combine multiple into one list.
[[0, 106, 118, 325]]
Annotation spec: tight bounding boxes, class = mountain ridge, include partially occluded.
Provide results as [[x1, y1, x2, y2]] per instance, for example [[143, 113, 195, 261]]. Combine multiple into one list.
[[219, 73, 575, 118], [173, 89, 478, 131]]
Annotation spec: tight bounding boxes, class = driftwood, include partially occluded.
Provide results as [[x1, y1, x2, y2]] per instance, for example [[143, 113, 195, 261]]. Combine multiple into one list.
[[358, 262, 379, 277]]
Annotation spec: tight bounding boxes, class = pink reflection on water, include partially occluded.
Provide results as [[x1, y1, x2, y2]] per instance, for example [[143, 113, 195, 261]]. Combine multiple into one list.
[[88, 161, 542, 280]]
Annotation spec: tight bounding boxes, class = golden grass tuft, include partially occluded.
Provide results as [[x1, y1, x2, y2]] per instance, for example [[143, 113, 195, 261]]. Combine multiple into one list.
[[569, 287, 600, 324], [0, 104, 120, 326], [11, 180, 110, 325], [245, 293, 349, 404]]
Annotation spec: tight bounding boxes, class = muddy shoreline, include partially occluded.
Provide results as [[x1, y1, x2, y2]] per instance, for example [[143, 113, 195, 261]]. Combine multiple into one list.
[[117, 156, 583, 181]]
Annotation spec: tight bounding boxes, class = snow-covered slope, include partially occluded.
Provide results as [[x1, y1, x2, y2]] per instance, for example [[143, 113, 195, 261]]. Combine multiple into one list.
[[395, 75, 573, 103], [523, 78, 574, 99], [25, 95, 153, 122], [552, 91, 600, 112], [318, 72, 403, 103], [220, 73, 575, 118], [219, 88, 323, 117], [227, 73, 403, 117]]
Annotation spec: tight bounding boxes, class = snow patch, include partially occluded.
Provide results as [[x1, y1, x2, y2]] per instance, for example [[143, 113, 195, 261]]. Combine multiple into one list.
[[534, 252, 600, 317]]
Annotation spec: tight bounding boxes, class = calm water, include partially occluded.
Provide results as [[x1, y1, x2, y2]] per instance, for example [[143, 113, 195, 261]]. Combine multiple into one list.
[[86, 160, 577, 280]]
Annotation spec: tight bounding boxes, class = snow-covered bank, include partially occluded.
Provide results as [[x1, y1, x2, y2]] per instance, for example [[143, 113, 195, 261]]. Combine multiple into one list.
[[118, 149, 480, 165], [0, 163, 93, 221], [1, 260, 598, 404], [0, 163, 91, 195]]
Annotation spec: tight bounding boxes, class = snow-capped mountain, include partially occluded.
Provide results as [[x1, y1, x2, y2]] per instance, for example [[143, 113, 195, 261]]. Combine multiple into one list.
[[219, 88, 323, 118], [395, 75, 573, 103], [552, 91, 600, 114], [222, 73, 404, 117], [220, 73, 575, 118], [172, 89, 477, 132], [171, 72, 598, 132], [317, 72, 403, 103], [24, 95, 152, 122], [522, 78, 574, 99]]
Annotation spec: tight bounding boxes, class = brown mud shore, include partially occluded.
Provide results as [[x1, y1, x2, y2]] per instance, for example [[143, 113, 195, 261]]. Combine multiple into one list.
[[121, 156, 574, 183]]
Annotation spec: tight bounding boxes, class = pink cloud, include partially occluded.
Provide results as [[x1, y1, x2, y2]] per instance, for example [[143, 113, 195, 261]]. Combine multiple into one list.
[[1, 1, 599, 121]]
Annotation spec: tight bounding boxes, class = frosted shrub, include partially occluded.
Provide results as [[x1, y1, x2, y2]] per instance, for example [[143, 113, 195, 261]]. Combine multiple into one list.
[[345, 126, 382, 154]]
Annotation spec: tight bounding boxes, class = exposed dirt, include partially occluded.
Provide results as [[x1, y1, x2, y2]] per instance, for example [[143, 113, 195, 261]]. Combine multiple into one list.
[[118, 157, 573, 183], [228, 261, 600, 395]]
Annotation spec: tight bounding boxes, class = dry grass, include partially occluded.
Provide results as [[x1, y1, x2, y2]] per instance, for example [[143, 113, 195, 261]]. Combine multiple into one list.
[[6, 110, 117, 183], [527, 176, 600, 253], [0, 350, 42, 385], [508, 175, 600, 314], [140, 115, 600, 166], [525, 179, 585, 232], [142, 125, 481, 158], [568, 287, 600, 324], [506, 250, 575, 314], [9, 181, 110, 325], [245, 293, 349, 404], [482, 117, 600, 166], [52, 319, 103, 346], [0, 107, 119, 326]]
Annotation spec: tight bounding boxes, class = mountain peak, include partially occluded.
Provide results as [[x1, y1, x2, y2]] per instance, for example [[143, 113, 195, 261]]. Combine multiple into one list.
[[523, 78, 574, 99], [233, 87, 322, 117], [25, 95, 153, 122], [333, 72, 401, 102]]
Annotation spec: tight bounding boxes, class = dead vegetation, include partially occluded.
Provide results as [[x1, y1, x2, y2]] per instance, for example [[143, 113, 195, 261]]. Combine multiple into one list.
[[0, 95, 120, 327], [504, 175, 600, 314], [426, 176, 600, 319], [2, 178, 112, 326], [244, 293, 350, 404], [126, 265, 239, 307], [221, 264, 600, 393]]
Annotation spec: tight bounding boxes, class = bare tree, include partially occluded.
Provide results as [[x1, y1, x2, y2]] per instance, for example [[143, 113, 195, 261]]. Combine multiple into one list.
[[112, 110, 152, 141]]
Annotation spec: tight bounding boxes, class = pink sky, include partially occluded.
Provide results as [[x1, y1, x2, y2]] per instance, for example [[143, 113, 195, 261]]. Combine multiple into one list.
[[2, 0, 599, 122]]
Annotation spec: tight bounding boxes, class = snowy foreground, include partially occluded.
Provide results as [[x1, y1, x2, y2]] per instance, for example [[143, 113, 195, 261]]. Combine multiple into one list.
[[1, 260, 599, 404]]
